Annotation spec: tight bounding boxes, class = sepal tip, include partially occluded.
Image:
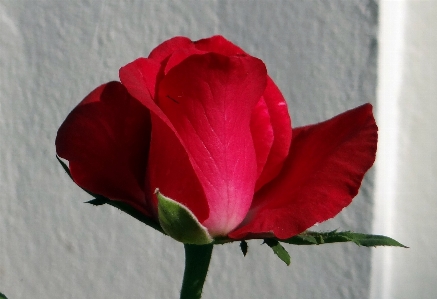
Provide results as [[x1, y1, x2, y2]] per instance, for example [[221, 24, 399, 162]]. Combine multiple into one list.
[[156, 189, 213, 245]]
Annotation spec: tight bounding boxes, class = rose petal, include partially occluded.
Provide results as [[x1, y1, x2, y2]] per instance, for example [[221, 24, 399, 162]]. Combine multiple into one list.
[[120, 58, 210, 222], [119, 57, 162, 105], [55, 82, 153, 216], [163, 48, 206, 75], [194, 35, 245, 56], [148, 36, 291, 189], [147, 113, 210, 223], [255, 77, 292, 190], [250, 97, 274, 179], [195, 36, 292, 190], [148, 36, 194, 63], [229, 104, 378, 239], [158, 53, 267, 236]]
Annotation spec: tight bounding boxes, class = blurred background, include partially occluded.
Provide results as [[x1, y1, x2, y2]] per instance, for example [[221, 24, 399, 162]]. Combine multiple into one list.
[[0, 1, 435, 298]]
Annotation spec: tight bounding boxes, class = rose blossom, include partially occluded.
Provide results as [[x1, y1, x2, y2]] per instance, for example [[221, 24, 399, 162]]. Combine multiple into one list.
[[56, 35, 377, 242]]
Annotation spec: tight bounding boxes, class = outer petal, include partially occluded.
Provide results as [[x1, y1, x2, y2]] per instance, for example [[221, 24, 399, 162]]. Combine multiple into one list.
[[148, 35, 244, 60], [147, 113, 210, 223], [254, 78, 292, 190], [229, 104, 378, 240], [163, 48, 206, 75], [194, 35, 246, 56], [55, 82, 153, 216], [158, 53, 267, 236], [250, 98, 274, 180], [118, 58, 161, 105], [148, 36, 194, 63], [119, 58, 210, 222]]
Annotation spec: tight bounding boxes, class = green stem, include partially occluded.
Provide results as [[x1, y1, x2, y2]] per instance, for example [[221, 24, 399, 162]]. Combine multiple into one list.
[[180, 243, 214, 299]]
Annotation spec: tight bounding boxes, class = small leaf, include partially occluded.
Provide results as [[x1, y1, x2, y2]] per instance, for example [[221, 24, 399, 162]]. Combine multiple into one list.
[[281, 233, 319, 245], [282, 230, 408, 248], [263, 239, 291, 266], [240, 240, 248, 256], [336, 232, 408, 247], [156, 189, 213, 245], [85, 198, 110, 205], [0, 292, 8, 299], [298, 232, 318, 244]]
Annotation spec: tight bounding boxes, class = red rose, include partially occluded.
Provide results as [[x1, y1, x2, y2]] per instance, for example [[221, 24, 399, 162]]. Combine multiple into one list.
[[56, 36, 377, 242]]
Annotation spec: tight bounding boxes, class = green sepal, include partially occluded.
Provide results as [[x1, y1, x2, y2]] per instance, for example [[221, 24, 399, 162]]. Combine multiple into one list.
[[240, 240, 248, 256], [85, 198, 109, 206], [85, 195, 163, 233], [56, 155, 73, 180], [0, 292, 8, 299], [281, 230, 408, 248], [156, 189, 213, 245], [108, 200, 164, 233], [263, 239, 291, 266]]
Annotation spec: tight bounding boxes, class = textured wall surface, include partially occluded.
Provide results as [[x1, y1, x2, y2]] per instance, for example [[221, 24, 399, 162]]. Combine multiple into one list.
[[0, 1, 378, 298], [372, 1, 437, 299]]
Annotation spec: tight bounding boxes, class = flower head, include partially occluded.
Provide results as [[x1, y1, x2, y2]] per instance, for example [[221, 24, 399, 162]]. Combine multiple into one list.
[[56, 36, 377, 243]]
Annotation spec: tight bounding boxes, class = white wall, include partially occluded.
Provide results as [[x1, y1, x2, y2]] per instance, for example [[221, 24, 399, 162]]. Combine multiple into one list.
[[372, 1, 437, 299], [1, 1, 378, 298]]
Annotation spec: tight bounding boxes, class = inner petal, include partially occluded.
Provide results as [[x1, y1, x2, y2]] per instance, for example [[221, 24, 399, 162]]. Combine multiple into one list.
[[158, 53, 267, 236]]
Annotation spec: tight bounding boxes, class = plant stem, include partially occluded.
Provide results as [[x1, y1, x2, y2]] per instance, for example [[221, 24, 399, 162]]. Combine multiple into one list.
[[180, 243, 214, 299]]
